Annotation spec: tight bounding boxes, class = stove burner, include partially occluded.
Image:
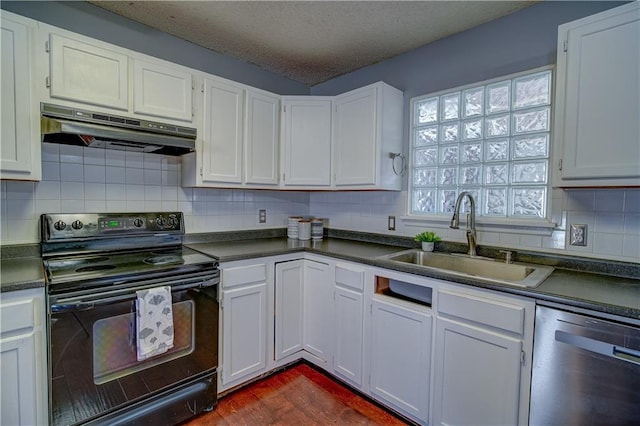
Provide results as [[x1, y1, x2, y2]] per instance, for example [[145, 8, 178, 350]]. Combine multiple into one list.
[[76, 265, 117, 273], [143, 255, 184, 266]]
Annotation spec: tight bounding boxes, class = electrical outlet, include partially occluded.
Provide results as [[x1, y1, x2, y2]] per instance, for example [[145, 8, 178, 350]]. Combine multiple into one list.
[[388, 215, 396, 231], [259, 209, 267, 223], [570, 224, 587, 246]]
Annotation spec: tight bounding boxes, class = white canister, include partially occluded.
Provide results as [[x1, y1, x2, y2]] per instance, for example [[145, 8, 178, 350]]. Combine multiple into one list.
[[298, 220, 311, 241], [311, 218, 324, 240], [287, 216, 302, 239]]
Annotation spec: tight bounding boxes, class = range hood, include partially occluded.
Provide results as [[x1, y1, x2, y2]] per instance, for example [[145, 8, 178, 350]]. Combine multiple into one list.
[[41, 103, 196, 156]]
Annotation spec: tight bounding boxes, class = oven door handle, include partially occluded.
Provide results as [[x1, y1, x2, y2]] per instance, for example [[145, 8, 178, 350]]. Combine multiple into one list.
[[50, 278, 217, 313]]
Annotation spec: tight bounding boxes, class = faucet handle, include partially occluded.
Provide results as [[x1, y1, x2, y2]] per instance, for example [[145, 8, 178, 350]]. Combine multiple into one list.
[[500, 250, 514, 264]]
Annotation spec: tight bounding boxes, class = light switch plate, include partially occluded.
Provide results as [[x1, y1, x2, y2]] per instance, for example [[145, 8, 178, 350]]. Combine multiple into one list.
[[570, 224, 587, 246]]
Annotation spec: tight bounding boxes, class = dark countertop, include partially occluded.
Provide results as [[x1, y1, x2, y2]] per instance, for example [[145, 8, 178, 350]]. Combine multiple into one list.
[[2, 237, 638, 320], [187, 238, 640, 320], [0, 257, 46, 293]]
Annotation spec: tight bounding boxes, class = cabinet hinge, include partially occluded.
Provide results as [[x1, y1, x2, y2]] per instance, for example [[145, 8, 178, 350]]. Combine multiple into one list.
[[558, 159, 563, 171], [562, 40, 568, 53], [45, 40, 50, 53], [45, 76, 50, 88], [282, 173, 285, 182], [201, 84, 205, 93], [283, 105, 286, 113], [219, 297, 223, 309], [521, 350, 525, 365], [200, 167, 203, 177], [370, 304, 373, 315]]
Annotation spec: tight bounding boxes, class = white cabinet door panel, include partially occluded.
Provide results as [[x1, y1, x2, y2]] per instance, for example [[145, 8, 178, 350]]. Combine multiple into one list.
[[49, 34, 128, 110], [133, 59, 192, 121], [275, 260, 304, 360], [245, 90, 279, 185], [333, 286, 364, 387], [302, 260, 332, 363]]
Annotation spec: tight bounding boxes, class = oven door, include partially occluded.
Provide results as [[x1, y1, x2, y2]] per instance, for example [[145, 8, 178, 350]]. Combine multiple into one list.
[[48, 272, 219, 426]]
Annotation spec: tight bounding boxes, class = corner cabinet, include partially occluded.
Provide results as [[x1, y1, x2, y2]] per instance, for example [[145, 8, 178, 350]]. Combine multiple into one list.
[[1, 12, 41, 181], [280, 97, 333, 188], [182, 77, 280, 189], [553, 2, 640, 187], [0, 288, 48, 426], [333, 82, 403, 190], [432, 286, 535, 426]]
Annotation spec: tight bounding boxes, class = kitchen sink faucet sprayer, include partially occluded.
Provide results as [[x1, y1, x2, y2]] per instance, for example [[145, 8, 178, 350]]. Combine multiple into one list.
[[450, 191, 477, 257]]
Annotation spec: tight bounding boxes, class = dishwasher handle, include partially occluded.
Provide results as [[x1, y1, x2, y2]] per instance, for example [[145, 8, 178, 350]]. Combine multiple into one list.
[[555, 330, 640, 366]]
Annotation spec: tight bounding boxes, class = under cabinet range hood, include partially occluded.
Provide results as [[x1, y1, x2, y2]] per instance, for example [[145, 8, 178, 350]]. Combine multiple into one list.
[[41, 103, 196, 156]]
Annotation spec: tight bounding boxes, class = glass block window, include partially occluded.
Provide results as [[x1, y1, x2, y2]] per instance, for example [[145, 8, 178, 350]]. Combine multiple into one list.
[[410, 68, 552, 219]]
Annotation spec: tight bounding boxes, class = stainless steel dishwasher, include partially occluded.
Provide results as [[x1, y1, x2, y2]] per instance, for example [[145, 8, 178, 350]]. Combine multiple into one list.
[[530, 306, 640, 426]]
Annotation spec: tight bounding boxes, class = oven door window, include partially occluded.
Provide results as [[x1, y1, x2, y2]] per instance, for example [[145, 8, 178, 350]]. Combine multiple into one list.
[[49, 285, 218, 426]]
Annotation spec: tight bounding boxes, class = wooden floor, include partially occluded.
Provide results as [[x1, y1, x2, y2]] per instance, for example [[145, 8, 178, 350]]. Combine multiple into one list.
[[183, 363, 409, 425]]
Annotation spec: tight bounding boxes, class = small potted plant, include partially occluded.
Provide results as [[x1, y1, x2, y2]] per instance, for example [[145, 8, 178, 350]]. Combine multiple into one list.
[[414, 231, 441, 252]]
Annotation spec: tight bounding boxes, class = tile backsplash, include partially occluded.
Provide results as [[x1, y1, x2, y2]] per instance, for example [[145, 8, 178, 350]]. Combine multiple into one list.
[[309, 188, 640, 263], [0, 143, 309, 244], [1, 143, 638, 263]]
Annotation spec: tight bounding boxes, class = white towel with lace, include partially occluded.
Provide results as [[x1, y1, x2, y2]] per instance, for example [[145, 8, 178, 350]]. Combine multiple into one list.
[[136, 286, 174, 361]]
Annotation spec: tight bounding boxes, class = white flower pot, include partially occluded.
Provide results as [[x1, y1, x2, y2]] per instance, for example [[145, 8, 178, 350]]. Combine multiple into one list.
[[421, 242, 435, 252]]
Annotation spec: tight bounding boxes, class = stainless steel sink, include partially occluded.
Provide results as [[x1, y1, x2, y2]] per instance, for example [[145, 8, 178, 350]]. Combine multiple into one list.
[[378, 249, 553, 288]]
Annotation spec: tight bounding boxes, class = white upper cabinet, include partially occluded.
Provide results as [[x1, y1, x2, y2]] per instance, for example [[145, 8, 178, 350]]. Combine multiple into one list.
[[133, 59, 193, 121], [1, 12, 40, 180], [553, 2, 640, 187], [281, 97, 333, 188], [333, 82, 403, 190], [245, 90, 280, 185], [200, 77, 244, 184], [48, 33, 129, 111]]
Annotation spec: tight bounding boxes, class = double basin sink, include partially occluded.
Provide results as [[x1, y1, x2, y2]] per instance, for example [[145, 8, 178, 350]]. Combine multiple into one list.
[[378, 249, 553, 288]]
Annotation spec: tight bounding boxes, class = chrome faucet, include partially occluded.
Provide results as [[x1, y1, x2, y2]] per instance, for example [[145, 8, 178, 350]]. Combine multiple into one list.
[[450, 191, 477, 257]]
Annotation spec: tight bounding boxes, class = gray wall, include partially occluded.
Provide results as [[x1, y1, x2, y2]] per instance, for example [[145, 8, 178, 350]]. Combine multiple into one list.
[[0, 1, 309, 95]]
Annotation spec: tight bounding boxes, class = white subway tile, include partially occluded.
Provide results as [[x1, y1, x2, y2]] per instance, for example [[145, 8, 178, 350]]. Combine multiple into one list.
[[126, 185, 145, 201], [5, 199, 35, 218], [60, 199, 85, 213], [36, 199, 61, 214], [624, 189, 640, 213], [161, 186, 178, 201], [60, 163, 84, 182], [162, 170, 179, 186], [177, 201, 193, 214], [125, 168, 144, 184], [623, 214, 640, 236], [42, 161, 61, 181], [144, 169, 162, 185], [85, 200, 106, 212], [519, 234, 542, 248], [84, 148, 106, 165], [106, 200, 127, 212], [106, 150, 126, 167], [84, 165, 106, 183], [595, 190, 624, 212], [178, 188, 193, 202], [84, 183, 106, 200], [592, 233, 623, 257], [59, 145, 84, 163], [125, 151, 145, 169], [6, 219, 38, 243], [144, 185, 162, 201], [35, 181, 60, 200], [594, 212, 624, 234], [5, 181, 35, 199], [565, 190, 595, 211], [622, 235, 640, 259], [125, 201, 145, 212], [106, 166, 126, 184], [161, 201, 178, 211], [144, 200, 162, 210], [106, 184, 126, 201], [41, 143, 59, 162], [60, 182, 84, 200], [143, 153, 162, 170]]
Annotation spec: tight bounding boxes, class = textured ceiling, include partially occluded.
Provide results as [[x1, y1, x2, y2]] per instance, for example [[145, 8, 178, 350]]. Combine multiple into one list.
[[89, 1, 536, 86]]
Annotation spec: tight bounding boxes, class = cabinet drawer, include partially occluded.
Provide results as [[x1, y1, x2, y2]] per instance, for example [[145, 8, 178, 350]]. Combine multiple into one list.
[[437, 290, 525, 335], [335, 264, 364, 291], [1, 298, 35, 334], [222, 263, 267, 288]]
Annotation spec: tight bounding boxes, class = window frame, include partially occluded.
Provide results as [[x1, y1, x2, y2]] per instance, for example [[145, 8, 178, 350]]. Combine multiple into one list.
[[405, 65, 557, 235]]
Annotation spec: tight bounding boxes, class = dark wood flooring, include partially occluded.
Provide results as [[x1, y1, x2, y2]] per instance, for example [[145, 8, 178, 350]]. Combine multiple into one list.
[[184, 363, 410, 425]]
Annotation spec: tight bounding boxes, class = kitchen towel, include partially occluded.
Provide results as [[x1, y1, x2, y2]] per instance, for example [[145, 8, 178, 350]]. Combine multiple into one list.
[[136, 286, 174, 361]]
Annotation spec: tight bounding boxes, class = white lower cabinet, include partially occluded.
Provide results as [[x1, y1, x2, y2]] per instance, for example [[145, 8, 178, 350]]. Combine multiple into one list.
[[332, 263, 366, 389], [370, 296, 432, 424], [301, 259, 332, 366], [0, 288, 47, 426], [432, 287, 535, 426], [219, 261, 269, 391], [274, 260, 304, 360]]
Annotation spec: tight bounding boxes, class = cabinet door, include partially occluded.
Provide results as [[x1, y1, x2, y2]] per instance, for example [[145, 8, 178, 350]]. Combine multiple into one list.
[[274, 260, 304, 360], [281, 98, 332, 187], [245, 90, 279, 185], [333, 85, 377, 186], [221, 282, 267, 387], [302, 260, 332, 363], [432, 317, 522, 426], [1, 14, 40, 180], [133, 59, 192, 121], [370, 297, 431, 423], [1, 335, 37, 426], [49, 34, 128, 110], [555, 2, 640, 185], [333, 286, 364, 388], [201, 78, 244, 183]]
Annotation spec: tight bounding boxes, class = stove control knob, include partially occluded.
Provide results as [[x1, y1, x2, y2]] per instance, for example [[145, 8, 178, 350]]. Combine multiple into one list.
[[133, 218, 144, 228], [71, 220, 83, 230], [156, 216, 167, 228], [54, 220, 66, 231]]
